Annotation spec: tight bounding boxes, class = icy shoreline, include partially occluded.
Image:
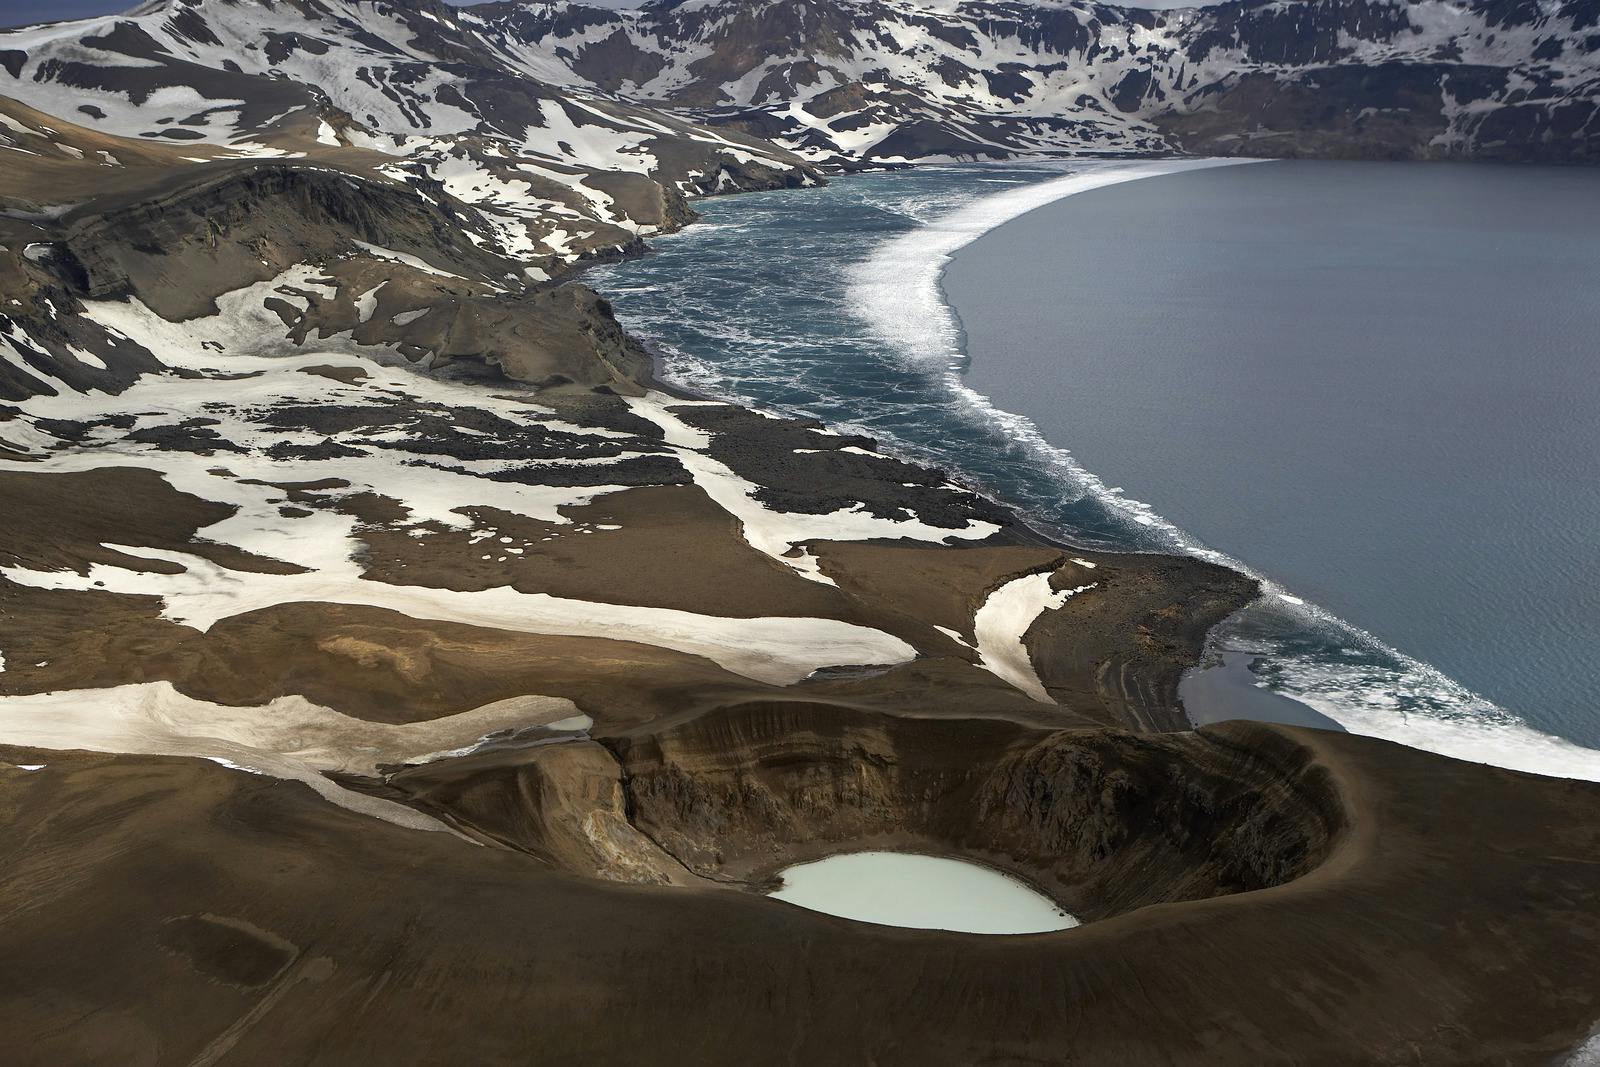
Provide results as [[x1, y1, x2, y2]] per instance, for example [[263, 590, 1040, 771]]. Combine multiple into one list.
[[904, 160, 1600, 782]]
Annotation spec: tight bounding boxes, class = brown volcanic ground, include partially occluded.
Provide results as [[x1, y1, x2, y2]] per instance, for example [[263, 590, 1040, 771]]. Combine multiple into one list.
[[0, 83, 1598, 1067], [3, 717, 1600, 1065]]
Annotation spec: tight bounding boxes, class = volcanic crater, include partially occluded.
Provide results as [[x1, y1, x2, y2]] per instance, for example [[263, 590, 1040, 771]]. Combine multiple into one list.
[[383, 700, 1348, 924]]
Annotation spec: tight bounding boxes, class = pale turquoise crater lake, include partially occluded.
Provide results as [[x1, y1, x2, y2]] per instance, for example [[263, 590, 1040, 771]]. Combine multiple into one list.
[[768, 851, 1078, 934]]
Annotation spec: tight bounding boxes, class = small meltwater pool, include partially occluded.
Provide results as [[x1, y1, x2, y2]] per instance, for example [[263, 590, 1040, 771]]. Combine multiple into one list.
[[767, 851, 1078, 934]]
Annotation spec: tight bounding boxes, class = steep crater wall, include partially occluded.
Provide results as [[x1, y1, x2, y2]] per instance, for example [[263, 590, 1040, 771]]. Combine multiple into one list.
[[611, 704, 1346, 920], [399, 703, 1348, 923]]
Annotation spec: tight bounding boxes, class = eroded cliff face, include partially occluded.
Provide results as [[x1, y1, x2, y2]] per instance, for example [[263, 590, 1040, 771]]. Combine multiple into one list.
[[379, 738, 703, 885], [973, 723, 1343, 915]]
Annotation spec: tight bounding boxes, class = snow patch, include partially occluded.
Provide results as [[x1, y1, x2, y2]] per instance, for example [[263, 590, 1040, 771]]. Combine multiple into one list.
[[973, 573, 1096, 703]]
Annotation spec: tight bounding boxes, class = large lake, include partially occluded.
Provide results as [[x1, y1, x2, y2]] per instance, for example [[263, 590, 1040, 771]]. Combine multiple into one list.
[[589, 158, 1600, 779], [947, 160, 1600, 749]]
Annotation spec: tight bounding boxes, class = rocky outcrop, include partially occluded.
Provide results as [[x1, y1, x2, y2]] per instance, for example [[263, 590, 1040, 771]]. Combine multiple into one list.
[[0, 159, 658, 398], [1023, 553, 1259, 732], [40, 164, 512, 319], [398, 285, 655, 393]]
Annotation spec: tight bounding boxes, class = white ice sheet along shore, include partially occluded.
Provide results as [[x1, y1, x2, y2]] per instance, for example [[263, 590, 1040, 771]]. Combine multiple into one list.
[[846, 157, 1257, 374], [1286, 681, 1600, 783], [841, 158, 1275, 567]]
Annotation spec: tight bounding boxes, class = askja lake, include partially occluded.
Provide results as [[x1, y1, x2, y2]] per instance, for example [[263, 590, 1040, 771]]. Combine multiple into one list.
[[591, 157, 1600, 780], [945, 159, 1600, 752]]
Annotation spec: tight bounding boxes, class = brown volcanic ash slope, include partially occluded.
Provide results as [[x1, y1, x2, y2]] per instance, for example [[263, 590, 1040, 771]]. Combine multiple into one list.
[[1, 157, 1598, 1065], [0, 19, 1260, 894], [4, 719, 1600, 1064], [0, 6, 1599, 1065]]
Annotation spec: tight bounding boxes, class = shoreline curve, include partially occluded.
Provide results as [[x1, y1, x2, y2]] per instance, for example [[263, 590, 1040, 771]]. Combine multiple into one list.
[[847, 157, 1600, 783]]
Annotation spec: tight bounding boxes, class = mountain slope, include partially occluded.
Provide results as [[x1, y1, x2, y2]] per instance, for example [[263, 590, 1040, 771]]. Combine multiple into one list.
[[3, 3, 1600, 1062], [462, 0, 1600, 164], [2, 0, 1249, 779], [0, 0, 817, 276]]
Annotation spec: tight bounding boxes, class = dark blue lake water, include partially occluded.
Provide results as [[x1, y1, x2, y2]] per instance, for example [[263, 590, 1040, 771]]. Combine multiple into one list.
[[589, 159, 1600, 780]]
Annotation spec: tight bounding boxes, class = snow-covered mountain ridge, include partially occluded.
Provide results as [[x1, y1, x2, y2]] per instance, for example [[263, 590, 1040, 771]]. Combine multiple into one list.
[[0, 0, 1590, 414], [2, 0, 1591, 203], [0, 0, 817, 279], [471, 0, 1600, 164]]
